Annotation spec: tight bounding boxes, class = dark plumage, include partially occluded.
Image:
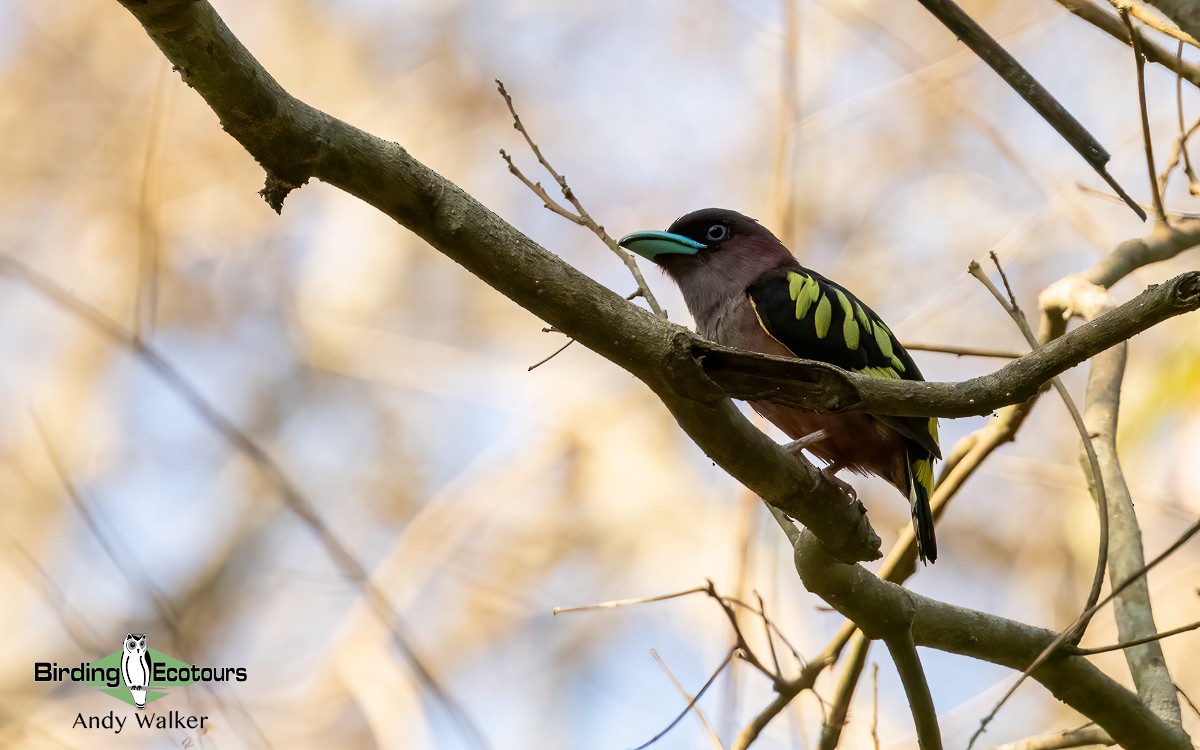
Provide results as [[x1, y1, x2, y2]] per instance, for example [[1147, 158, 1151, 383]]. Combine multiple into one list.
[[619, 208, 940, 563]]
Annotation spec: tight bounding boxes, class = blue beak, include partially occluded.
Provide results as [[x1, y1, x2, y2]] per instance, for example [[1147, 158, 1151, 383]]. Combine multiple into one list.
[[618, 230, 706, 261]]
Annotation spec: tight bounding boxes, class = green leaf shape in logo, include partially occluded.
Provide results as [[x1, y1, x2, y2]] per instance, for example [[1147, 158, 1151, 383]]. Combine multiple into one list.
[[84, 648, 196, 706]]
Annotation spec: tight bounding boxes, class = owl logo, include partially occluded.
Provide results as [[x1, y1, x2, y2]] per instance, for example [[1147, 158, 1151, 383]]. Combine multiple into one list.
[[120, 634, 153, 710]]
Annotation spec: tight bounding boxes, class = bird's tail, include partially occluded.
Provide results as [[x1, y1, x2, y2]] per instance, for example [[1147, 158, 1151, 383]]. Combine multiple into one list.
[[908, 455, 937, 564]]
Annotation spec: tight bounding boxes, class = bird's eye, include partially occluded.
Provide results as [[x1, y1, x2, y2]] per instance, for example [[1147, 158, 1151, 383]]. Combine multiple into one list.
[[705, 225, 728, 242]]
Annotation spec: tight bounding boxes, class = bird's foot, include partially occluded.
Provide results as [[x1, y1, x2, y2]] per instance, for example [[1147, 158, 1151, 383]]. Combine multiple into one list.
[[782, 429, 831, 456], [820, 465, 857, 503]]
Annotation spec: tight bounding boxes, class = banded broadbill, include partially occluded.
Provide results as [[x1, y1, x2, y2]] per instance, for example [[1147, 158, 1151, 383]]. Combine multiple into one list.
[[619, 208, 941, 563]]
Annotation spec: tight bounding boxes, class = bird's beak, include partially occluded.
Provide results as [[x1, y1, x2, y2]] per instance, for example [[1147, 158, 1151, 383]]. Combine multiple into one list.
[[617, 230, 706, 261]]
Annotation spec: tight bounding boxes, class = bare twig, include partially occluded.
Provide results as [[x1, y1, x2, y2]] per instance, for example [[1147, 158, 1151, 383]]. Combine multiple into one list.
[[1176, 682, 1200, 720], [914, 0, 1145, 219], [1089, 518, 1200, 617], [553, 585, 709, 615], [754, 591, 783, 678], [971, 255, 1110, 619], [635, 648, 737, 750], [965, 257, 1111, 749], [1107, 0, 1200, 47], [1071, 618, 1200, 655], [723, 490, 759, 739], [769, 0, 802, 251], [989, 724, 1114, 749], [706, 579, 780, 684], [1036, 220, 1200, 729], [968, 516, 1199, 748], [495, 80, 665, 317], [1160, 42, 1200, 195], [817, 632, 871, 750], [651, 650, 724, 750], [901, 342, 1024, 359], [1122, 7, 1170, 225], [1056, 0, 1200, 88], [724, 595, 804, 666], [135, 64, 169, 341], [871, 663, 880, 750], [747, 389, 1046, 747], [527, 337, 575, 371]]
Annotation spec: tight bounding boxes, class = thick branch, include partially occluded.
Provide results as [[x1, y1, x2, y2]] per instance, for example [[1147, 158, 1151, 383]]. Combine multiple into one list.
[[1144, 1, 1200, 41], [1057, 0, 1200, 88], [106, 5, 1200, 743], [701, 270, 1200, 418], [790, 531, 1191, 749], [883, 631, 942, 749], [110, 0, 886, 564]]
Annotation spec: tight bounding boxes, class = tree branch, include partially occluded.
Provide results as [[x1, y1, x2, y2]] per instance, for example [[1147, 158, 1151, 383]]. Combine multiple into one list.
[[1056, 0, 1200, 88], [884, 630, 943, 749], [103, 3, 1200, 745], [110, 0, 896, 564], [990, 725, 1114, 749], [790, 530, 1191, 749], [700, 270, 1200, 418], [913, 0, 1145, 219]]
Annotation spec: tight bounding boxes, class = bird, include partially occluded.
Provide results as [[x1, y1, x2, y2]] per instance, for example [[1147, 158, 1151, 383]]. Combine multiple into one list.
[[618, 208, 941, 563], [120, 633, 152, 710]]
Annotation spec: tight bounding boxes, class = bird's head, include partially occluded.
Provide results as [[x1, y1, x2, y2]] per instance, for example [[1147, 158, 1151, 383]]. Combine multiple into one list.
[[618, 208, 796, 318]]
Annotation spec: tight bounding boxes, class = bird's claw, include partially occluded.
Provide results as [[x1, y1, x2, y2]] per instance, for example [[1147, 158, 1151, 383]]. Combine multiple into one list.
[[821, 466, 858, 503]]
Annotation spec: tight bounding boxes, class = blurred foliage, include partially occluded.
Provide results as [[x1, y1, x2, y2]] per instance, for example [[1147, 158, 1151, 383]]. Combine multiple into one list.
[[0, 0, 1197, 748]]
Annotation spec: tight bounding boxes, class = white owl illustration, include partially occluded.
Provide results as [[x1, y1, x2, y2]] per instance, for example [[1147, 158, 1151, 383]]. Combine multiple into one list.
[[120, 633, 152, 710]]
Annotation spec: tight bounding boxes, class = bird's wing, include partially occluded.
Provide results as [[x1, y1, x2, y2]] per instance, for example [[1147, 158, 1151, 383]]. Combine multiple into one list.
[[746, 269, 941, 459]]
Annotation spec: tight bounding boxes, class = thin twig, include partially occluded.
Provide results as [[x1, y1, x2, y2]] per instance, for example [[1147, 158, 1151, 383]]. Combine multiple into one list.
[[914, 0, 1145, 219], [754, 591, 783, 678], [527, 338, 575, 371], [769, 0, 802, 251], [1074, 183, 1200, 218], [871, 663, 880, 750], [651, 650, 724, 750], [974, 254, 1110, 621], [817, 632, 871, 750], [1176, 682, 1200, 720], [1056, 0, 1200, 89], [635, 648, 737, 750], [135, 65, 169, 342], [706, 579, 781, 684], [723, 489, 759, 739], [725, 595, 804, 665], [1107, 0, 1200, 48], [1071, 618, 1200, 655], [965, 257, 1110, 749], [553, 586, 710, 615], [989, 724, 1114, 750], [967, 516, 1199, 748], [1090, 518, 1200, 615], [1122, 7, 1169, 225], [495, 80, 665, 317], [1160, 41, 1200, 195], [901, 342, 1024, 359]]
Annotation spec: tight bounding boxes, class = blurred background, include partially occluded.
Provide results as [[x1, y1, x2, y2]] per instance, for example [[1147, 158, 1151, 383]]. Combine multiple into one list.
[[0, 0, 1198, 747]]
